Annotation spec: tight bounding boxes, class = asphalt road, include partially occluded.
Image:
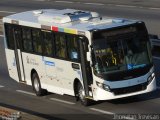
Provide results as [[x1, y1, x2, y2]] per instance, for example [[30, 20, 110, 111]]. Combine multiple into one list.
[[0, 0, 160, 119]]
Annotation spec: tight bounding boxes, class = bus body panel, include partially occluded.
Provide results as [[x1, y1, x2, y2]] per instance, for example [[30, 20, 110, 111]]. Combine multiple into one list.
[[21, 52, 82, 96], [52, 59, 82, 95], [21, 52, 46, 85], [5, 49, 19, 82]]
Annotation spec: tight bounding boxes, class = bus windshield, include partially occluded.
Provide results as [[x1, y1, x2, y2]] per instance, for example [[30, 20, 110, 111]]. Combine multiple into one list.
[[92, 23, 152, 74]]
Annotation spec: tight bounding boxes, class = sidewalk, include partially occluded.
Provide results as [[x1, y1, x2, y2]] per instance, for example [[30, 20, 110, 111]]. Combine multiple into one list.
[[0, 107, 45, 120]]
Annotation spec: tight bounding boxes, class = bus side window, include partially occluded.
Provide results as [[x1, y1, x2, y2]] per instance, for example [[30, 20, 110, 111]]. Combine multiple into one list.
[[22, 27, 33, 52], [42, 31, 53, 57], [66, 35, 79, 61], [4, 24, 15, 49], [55, 34, 67, 59], [13, 26, 22, 50], [32, 29, 42, 54]]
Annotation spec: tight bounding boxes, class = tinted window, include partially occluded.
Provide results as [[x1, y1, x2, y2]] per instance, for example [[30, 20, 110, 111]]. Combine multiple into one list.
[[4, 24, 15, 49], [22, 27, 32, 52], [13, 26, 22, 50], [42, 31, 53, 56], [32, 29, 42, 54], [55, 34, 67, 58], [67, 35, 79, 61]]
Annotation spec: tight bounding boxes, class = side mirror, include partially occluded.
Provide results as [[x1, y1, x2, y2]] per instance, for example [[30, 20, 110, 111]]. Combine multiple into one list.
[[149, 34, 160, 57], [149, 34, 158, 39]]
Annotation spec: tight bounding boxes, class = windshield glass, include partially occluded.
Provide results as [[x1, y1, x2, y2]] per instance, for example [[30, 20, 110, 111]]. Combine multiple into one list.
[[92, 23, 152, 74]]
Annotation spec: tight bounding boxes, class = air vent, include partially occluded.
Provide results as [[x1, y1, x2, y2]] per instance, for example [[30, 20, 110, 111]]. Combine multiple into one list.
[[38, 9, 100, 23], [64, 10, 99, 22], [38, 13, 71, 24], [112, 19, 125, 23], [33, 10, 43, 15], [91, 19, 113, 25]]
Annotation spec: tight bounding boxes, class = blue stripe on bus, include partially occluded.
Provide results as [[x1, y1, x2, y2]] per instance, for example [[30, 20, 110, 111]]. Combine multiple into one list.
[[45, 61, 55, 66]]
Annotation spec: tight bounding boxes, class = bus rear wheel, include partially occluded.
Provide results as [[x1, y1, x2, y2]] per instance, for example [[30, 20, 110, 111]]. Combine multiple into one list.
[[78, 83, 91, 106], [32, 73, 44, 96]]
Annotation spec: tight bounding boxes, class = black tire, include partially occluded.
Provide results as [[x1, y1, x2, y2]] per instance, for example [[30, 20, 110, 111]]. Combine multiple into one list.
[[78, 83, 91, 106], [31, 73, 44, 96]]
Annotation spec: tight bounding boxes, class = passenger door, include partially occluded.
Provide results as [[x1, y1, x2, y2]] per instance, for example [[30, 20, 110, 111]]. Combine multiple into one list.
[[5, 24, 25, 82], [13, 25, 25, 82]]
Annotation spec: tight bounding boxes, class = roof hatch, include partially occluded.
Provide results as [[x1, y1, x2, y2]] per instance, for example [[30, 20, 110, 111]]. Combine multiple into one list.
[[37, 9, 100, 24]]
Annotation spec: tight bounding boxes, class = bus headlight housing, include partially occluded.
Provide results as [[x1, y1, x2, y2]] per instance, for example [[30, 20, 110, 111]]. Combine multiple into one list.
[[96, 81, 110, 91], [147, 73, 155, 84]]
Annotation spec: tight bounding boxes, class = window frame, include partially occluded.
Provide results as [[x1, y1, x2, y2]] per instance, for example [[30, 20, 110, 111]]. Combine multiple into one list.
[[4, 23, 15, 50], [54, 32, 68, 60], [41, 30, 55, 57], [21, 26, 33, 53], [66, 34, 81, 63], [31, 28, 43, 55]]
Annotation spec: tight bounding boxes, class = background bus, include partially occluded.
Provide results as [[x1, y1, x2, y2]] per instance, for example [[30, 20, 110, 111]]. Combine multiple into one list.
[[3, 9, 157, 106]]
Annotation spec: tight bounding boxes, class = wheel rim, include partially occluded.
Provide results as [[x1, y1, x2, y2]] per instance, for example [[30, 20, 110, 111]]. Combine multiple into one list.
[[34, 77, 40, 92], [78, 86, 85, 102]]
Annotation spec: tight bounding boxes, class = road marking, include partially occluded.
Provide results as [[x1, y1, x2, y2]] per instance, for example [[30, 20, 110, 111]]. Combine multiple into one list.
[[16, 90, 36, 96], [139, 7, 144, 9], [50, 98, 75, 105], [34, 0, 46, 1], [149, 7, 160, 10], [0, 35, 4, 37], [90, 108, 114, 115], [55, 1, 73, 3], [0, 10, 16, 14], [84, 3, 104, 6], [0, 85, 4, 88], [115, 4, 137, 8], [90, 108, 137, 120], [106, 4, 114, 6]]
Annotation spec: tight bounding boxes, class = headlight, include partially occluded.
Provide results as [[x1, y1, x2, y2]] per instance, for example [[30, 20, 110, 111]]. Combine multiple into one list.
[[96, 81, 110, 91], [148, 73, 155, 84]]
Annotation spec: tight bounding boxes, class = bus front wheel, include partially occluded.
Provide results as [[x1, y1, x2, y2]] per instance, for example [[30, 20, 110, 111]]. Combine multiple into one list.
[[78, 83, 91, 106], [32, 73, 44, 96]]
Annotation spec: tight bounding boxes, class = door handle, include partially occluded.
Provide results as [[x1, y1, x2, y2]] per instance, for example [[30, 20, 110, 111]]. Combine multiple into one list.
[[72, 63, 80, 70]]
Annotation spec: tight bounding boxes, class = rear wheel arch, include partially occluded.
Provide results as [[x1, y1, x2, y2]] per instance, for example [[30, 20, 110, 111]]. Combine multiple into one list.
[[30, 69, 46, 96], [31, 69, 37, 83]]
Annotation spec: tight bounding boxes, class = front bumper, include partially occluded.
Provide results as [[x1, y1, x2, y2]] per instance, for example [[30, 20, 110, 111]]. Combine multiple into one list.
[[93, 77, 157, 101]]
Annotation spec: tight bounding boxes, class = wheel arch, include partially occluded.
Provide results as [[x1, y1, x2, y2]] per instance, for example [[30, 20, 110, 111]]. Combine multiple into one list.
[[30, 69, 37, 82], [73, 78, 82, 97]]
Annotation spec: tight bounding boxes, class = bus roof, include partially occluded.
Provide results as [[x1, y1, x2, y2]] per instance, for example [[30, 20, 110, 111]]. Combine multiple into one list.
[[3, 9, 140, 35]]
